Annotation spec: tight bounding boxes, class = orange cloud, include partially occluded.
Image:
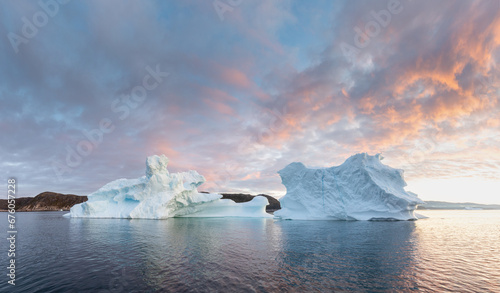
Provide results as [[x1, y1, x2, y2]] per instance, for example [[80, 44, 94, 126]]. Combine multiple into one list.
[[241, 171, 261, 181], [218, 67, 252, 89], [203, 98, 236, 116]]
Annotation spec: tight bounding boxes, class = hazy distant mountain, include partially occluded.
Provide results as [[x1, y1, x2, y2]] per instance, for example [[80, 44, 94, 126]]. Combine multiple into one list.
[[417, 201, 500, 210]]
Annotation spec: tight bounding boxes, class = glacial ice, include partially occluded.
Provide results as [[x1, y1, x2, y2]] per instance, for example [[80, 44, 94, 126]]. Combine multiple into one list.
[[274, 153, 425, 221], [68, 155, 271, 219]]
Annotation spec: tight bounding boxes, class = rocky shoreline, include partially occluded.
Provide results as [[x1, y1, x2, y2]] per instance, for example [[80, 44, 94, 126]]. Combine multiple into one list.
[[2, 192, 498, 213], [0, 191, 281, 213], [0, 192, 88, 212]]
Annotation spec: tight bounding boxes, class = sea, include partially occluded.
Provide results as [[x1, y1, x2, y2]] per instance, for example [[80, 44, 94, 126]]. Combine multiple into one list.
[[1, 210, 499, 292]]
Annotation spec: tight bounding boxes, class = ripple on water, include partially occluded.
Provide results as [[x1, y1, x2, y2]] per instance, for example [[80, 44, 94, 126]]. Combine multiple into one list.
[[0, 211, 499, 292]]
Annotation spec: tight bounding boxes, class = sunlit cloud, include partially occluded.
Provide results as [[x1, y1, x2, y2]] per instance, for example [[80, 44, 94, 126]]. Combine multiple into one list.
[[0, 0, 498, 204]]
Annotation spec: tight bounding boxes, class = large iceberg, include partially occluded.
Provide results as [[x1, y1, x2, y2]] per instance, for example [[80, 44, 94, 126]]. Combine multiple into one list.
[[69, 155, 271, 219], [274, 153, 425, 220]]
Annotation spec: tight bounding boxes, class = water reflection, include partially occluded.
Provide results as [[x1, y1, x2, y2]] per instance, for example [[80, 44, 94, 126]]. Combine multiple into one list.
[[2, 211, 499, 292], [273, 220, 418, 291], [412, 210, 500, 291], [125, 218, 281, 292]]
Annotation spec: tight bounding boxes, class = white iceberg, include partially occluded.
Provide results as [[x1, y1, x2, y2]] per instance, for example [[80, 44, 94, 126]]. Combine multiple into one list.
[[274, 153, 425, 221], [69, 155, 271, 219]]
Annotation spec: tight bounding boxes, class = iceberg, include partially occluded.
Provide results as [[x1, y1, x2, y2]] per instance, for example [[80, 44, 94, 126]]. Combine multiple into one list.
[[274, 153, 425, 220], [69, 155, 271, 219]]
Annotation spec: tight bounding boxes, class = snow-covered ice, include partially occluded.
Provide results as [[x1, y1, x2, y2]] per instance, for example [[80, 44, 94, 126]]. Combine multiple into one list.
[[68, 155, 271, 219], [274, 153, 425, 220]]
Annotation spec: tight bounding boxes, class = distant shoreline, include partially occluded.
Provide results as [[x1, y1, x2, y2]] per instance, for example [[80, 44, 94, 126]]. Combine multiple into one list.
[[0, 192, 281, 213], [0, 192, 87, 212], [417, 201, 500, 210], [2, 192, 499, 212]]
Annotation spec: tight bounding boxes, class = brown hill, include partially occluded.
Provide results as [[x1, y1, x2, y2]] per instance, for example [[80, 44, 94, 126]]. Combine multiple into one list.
[[0, 192, 87, 212], [0, 191, 282, 213], [220, 193, 281, 212]]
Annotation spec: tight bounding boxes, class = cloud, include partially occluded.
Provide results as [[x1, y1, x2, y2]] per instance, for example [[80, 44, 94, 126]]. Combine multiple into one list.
[[0, 0, 499, 202]]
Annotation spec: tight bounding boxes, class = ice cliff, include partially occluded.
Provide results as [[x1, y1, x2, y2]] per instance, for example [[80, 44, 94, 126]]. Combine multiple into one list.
[[274, 153, 424, 220], [68, 155, 271, 219]]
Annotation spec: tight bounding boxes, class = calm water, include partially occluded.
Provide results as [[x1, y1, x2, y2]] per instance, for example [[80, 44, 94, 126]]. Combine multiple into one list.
[[1, 210, 499, 292]]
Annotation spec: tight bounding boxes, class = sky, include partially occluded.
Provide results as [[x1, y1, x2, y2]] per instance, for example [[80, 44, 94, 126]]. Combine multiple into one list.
[[1, 0, 499, 204]]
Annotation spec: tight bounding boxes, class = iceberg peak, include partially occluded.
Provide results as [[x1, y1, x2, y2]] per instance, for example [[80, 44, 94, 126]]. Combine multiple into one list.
[[275, 153, 424, 221], [69, 155, 271, 219], [146, 154, 170, 178]]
